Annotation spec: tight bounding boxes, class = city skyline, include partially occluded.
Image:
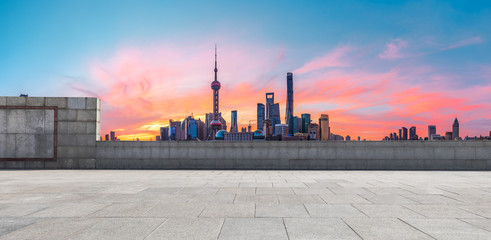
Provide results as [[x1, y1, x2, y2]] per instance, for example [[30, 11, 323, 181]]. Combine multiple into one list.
[[1, 1, 490, 140]]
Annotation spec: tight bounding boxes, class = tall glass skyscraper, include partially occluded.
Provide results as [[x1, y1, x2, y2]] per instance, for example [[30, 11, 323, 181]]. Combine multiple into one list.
[[301, 114, 311, 133], [257, 103, 265, 130], [452, 118, 459, 140], [231, 110, 238, 132], [272, 103, 281, 133], [285, 72, 294, 135], [266, 92, 274, 120], [428, 125, 436, 139]]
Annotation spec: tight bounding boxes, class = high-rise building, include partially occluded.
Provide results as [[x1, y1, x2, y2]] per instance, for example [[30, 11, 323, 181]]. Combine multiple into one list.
[[308, 123, 319, 140], [169, 120, 183, 141], [390, 133, 394, 140], [263, 119, 273, 138], [209, 45, 222, 139], [409, 126, 417, 140], [275, 124, 288, 136], [105, 134, 109, 141], [402, 127, 408, 140], [257, 103, 265, 130], [156, 136, 160, 141], [398, 129, 402, 141], [196, 119, 205, 140], [445, 132, 453, 140], [346, 135, 351, 141], [266, 92, 274, 120], [452, 118, 459, 140], [301, 114, 311, 133], [160, 127, 169, 141], [428, 125, 436, 140], [110, 131, 116, 141], [230, 110, 238, 133], [285, 72, 294, 135], [319, 114, 330, 141], [272, 103, 281, 132]]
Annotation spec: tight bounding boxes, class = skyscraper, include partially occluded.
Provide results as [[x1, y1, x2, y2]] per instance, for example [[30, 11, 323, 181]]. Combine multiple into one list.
[[160, 127, 169, 141], [266, 92, 274, 120], [428, 125, 436, 140], [110, 131, 116, 141], [402, 127, 408, 140], [319, 114, 330, 141], [272, 103, 281, 129], [210, 45, 222, 139], [257, 103, 265, 130], [409, 126, 417, 140], [398, 129, 402, 141], [285, 72, 294, 135], [231, 110, 238, 133], [301, 113, 311, 133], [452, 118, 459, 140]]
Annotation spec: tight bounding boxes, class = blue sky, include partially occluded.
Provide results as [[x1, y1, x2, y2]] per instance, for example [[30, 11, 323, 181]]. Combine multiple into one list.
[[0, 0, 490, 139]]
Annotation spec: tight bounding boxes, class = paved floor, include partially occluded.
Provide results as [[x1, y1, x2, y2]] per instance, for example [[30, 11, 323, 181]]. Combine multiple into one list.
[[0, 170, 490, 240]]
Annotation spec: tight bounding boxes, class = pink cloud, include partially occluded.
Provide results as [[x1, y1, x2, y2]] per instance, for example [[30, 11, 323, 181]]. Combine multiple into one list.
[[441, 36, 484, 51], [295, 45, 352, 74], [379, 39, 409, 60]]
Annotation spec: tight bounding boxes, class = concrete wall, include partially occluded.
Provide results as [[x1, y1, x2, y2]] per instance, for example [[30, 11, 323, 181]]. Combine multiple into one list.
[[0, 97, 101, 169], [95, 141, 491, 170]]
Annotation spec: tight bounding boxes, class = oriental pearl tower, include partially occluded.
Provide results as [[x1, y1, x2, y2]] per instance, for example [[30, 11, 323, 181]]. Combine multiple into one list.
[[210, 45, 222, 138]]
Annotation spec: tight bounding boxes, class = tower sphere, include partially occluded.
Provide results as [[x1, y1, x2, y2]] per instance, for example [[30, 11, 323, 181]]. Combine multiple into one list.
[[211, 81, 221, 90]]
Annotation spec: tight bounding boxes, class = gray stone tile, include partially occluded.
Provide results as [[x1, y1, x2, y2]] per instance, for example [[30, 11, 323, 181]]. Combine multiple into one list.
[[256, 187, 294, 194], [200, 204, 254, 218], [344, 218, 432, 240], [353, 204, 425, 218], [28, 202, 108, 217], [292, 187, 333, 195], [460, 218, 491, 232], [0, 218, 39, 237], [403, 194, 465, 205], [0, 204, 51, 217], [457, 205, 491, 218], [361, 194, 418, 204], [284, 218, 361, 240], [234, 194, 279, 204], [91, 202, 156, 217], [144, 203, 205, 218], [218, 218, 288, 240], [256, 204, 310, 218], [146, 218, 223, 240], [304, 204, 367, 218], [278, 194, 325, 204], [71, 218, 164, 240], [404, 204, 483, 218], [402, 218, 491, 240], [319, 194, 372, 204], [217, 187, 256, 194], [0, 218, 100, 240]]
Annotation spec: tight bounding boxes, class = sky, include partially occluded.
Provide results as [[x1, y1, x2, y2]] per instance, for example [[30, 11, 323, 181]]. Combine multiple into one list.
[[1, 0, 490, 140]]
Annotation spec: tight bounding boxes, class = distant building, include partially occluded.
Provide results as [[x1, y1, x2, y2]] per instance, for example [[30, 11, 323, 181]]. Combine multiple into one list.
[[169, 120, 184, 141], [301, 113, 311, 133], [308, 123, 319, 140], [272, 103, 281, 132], [160, 127, 169, 141], [156, 136, 160, 141], [105, 134, 109, 141], [452, 118, 459, 140], [257, 103, 265, 130], [430, 134, 443, 140], [409, 126, 417, 140], [263, 119, 273, 137], [266, 92, 275, 120], [329, 133, 344, 141], [230, 110, 238, 133], [402, 127, 408, 140], [428, 125, 436, 140], [357, 136, 361, 141], [292, 116, 302, 134], [398, 129, 402, 141], [275, 124, 288, 136], [390, 133, 394, 140], [346, 135, 351, 141], [319, 114, 330, 141], [196, 119, 205, 140], [445, 132, 453, 140], [285, 72, 294, 135], [110, 131, 116, 141], [224, 132, 253, 141], [182, 116, 198, 140]]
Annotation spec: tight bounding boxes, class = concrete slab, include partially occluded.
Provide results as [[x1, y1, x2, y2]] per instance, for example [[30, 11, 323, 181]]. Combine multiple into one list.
[[218, 218, 288, 240], [304, 204, 367, 218], [146, 218, 223, 240], [200, 203, 255, 218], [284, 218, 361, 240], [70, 218, 164, 240], [255, 203, 310, 217], [343, 218, 433, 240], [401, 218, 491, 240]]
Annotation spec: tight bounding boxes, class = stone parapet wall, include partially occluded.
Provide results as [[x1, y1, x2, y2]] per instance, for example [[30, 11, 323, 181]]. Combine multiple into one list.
[[95, 141, 491, 170], [0, 97, 101, 169]]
